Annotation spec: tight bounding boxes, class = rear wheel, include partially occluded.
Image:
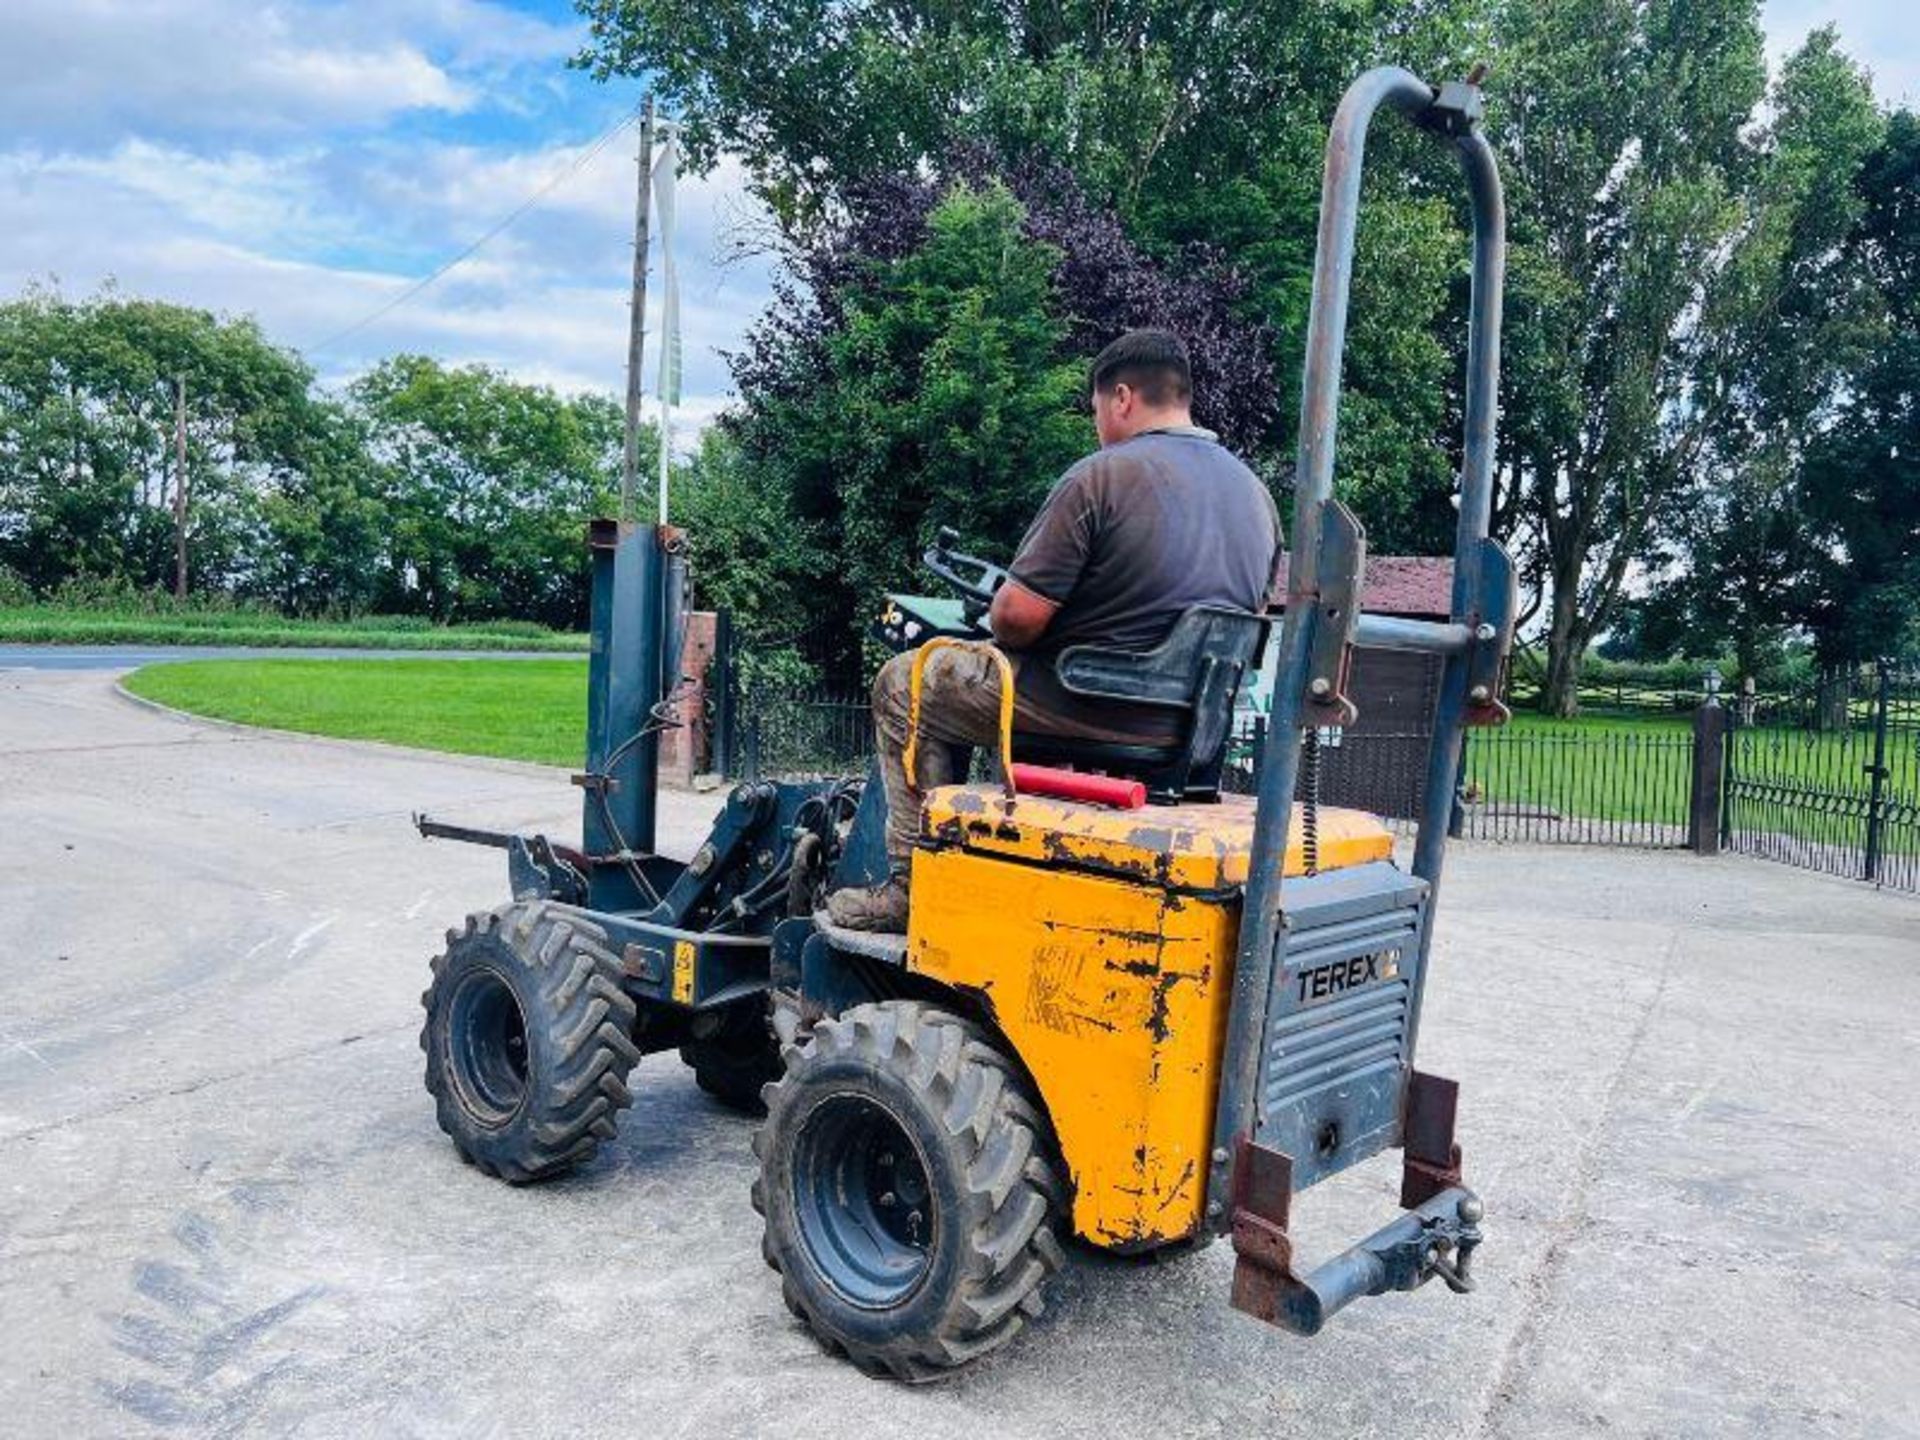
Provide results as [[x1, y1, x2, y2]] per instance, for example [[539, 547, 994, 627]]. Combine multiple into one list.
[[753, 1001, 1065, 1381], [421, 903, 639, 1182], [680, 1007, 782, 1113]]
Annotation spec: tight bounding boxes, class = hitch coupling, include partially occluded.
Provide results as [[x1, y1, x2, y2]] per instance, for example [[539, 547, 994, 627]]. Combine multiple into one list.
[[1233, 1180, 1483, 1337]]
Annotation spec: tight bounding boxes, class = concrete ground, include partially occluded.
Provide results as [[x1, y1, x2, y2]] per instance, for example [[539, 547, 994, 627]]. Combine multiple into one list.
[[2, 667, 1915, 1439]]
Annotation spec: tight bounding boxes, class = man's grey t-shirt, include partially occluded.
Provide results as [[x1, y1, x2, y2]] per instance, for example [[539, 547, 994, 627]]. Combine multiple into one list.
[[1007, 425, 1281, 738]]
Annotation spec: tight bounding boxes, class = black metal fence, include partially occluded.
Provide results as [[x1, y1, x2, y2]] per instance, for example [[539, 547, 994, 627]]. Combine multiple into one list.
[[731, 691, 1695, 848], [1458, 724, 1695, 846], [735, 686, 875, 779], [1724, 661, 1919, 892], [721, 664, 1918, 893], [1224, 724, 1694, 846]]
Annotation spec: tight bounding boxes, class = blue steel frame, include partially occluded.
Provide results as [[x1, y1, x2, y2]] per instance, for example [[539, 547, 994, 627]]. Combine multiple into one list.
[[583, 518, 667, 912], [1207, 68, 1509, 1218]]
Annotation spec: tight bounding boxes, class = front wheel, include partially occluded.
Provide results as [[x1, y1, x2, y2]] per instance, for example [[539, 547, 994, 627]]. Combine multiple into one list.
[[421, 903, 639, 1182], [752, 1001, 1065, 1381]]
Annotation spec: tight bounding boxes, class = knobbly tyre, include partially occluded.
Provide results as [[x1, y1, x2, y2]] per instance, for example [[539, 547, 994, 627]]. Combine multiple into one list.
[[415, 65, 1514, 1382]]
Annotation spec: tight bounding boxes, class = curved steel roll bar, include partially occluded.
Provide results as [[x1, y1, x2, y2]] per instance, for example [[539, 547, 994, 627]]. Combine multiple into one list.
[[1206, 67, 1511, 1220]]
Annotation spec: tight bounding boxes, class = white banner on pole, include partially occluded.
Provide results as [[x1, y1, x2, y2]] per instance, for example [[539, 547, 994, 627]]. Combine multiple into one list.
[[652, 125, 681, 523]]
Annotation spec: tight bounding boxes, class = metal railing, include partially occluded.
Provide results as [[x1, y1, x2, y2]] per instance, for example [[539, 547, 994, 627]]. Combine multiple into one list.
[[726, 687, 1697, 848], [1222, 723, 1694, 847], [718, 664, 1919, 891], [1725, 661, 1919, 892], [734, 686, 874, 780]]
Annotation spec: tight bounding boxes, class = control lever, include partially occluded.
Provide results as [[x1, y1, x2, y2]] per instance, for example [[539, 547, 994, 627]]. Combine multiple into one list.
[[923, 526, 1012, 624]]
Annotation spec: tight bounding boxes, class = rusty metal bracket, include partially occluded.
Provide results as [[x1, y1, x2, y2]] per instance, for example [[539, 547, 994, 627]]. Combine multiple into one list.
[[1464, 538, 1518, 728], [1302, 498, 1366, 728], [508, 834, 588, 906], [1415, 76, 1487, 137], [1401, 1070, 1464, 1208], [1228, 1137, 1297, 1323]]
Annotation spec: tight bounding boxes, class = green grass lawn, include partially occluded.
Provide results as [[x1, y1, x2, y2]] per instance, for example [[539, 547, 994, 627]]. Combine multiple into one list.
[[1, 603, 586, 651], [124, 657, 590, 766]]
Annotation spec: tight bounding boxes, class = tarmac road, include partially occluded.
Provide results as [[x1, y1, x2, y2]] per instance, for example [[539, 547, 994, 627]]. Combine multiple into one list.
[[2, 667, 1916, 1438]]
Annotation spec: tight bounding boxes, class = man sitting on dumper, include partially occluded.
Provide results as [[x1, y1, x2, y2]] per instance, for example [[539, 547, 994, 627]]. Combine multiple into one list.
[[825, 328, 1283, 933]]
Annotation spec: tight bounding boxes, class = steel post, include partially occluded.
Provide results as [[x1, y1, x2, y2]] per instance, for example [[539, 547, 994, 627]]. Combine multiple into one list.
[[1864, 658, 1893, 883], [582, 521, 666, 905], [1689, 699, 1728, 855], [582, 520, 622, 860], [1400, 122, 1504, 1061], [1206, 67, 1505, 1224]]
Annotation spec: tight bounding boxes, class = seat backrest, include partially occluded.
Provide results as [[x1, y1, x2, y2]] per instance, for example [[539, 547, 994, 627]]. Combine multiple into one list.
[[1055, 605, 1270, 708], [1044, 606, 1271, 800]]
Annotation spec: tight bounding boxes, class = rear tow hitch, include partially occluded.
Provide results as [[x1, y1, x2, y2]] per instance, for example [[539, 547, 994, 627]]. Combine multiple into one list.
[[1229, 1136, 1485, 1337]]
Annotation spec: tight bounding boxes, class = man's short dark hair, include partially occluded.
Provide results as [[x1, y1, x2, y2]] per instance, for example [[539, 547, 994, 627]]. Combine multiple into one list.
[[1091, 328, 1193, 406]]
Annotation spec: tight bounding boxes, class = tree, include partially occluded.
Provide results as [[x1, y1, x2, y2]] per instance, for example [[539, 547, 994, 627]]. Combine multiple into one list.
[[576, 0, 1480, 547], [350, 356, 638, 629], [720, 183, 1093, 679], [670, 425, 827, 685], [573, 0, 1450, 227], [0, 288, 324, 595], [1619, 30, 1886, 683], [1493, 6, 1880, 713], [247, 401, 389, 616], [1797, 110, 1920, 666]]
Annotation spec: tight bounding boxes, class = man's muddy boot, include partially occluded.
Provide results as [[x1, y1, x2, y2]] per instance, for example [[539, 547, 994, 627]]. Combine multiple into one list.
[[824, 875, 910, 934]]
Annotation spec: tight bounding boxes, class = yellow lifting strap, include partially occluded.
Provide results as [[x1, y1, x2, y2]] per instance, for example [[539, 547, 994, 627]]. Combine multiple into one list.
[[902, 637, 1019, 806]]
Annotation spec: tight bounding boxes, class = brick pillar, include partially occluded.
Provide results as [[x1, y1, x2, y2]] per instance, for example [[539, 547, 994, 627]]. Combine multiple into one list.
[[659, 611, 718, 787]]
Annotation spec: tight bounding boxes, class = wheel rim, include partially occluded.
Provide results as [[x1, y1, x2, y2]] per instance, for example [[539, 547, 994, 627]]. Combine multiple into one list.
[[447, 968, 530, 1125], [792, 1094, 935, 1309]]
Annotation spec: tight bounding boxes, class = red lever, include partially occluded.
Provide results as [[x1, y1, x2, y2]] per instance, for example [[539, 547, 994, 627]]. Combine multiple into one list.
[[1008, 763, 1147, 810]]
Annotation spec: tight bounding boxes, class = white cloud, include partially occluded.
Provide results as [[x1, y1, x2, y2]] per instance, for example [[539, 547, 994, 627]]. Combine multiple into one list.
[[15, 143, 341, 253], [0, 0, 579, 144], [1, 125, 773, 440]]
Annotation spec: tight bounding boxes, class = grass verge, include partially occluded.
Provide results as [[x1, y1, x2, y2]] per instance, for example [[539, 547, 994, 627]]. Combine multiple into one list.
[[124, 657, 589, 767], [1, 604, 586, 651]]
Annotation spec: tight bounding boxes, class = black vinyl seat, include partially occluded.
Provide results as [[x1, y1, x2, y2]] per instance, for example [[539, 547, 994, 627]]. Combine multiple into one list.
[[1014, 605, 1271, 804]]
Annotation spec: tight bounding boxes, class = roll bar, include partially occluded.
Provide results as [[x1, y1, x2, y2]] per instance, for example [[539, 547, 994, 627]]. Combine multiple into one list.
[[1206, 67, 1513, 1220]]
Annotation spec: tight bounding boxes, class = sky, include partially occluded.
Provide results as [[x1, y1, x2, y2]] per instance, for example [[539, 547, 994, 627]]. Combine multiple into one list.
[[2, 0, 1915, 439]]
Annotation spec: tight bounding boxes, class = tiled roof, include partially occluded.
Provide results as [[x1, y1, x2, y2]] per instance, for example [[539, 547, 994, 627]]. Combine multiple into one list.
[[1272, 555, 1453, 618]]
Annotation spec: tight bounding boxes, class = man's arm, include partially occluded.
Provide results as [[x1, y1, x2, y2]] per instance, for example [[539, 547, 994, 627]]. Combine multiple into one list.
[[996, 464, 1096, 651], [989, 579, 1059, 650]]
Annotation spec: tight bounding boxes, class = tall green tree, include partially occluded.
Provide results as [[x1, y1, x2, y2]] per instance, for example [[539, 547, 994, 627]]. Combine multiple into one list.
[[574, 0, 1455, 229], [670, 425, 828, 686], [1493, 6, 1879, 712], [0, 289, 326, 595], [720, 183, 1091, 679], [1619, 29, 1885, 683], [1798, 110, 1920, 665], [350, 355, 639, 628], [247, 402, 390, 616], [576, 0, 1479, 551]]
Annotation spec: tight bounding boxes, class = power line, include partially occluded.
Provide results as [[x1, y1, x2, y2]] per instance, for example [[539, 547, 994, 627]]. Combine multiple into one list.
[[306, 103, 641, 356]]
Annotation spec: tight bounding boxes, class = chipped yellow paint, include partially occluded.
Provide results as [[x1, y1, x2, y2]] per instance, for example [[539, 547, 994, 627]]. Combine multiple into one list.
[[920, 788, 1390, 890], [672, 939, 695, 1004], [906, 785, 1392, 1250]]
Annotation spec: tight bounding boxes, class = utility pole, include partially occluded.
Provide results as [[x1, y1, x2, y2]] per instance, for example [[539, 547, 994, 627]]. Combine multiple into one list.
[[620, 95, 655, 524], [172, 374, 189, 600]]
